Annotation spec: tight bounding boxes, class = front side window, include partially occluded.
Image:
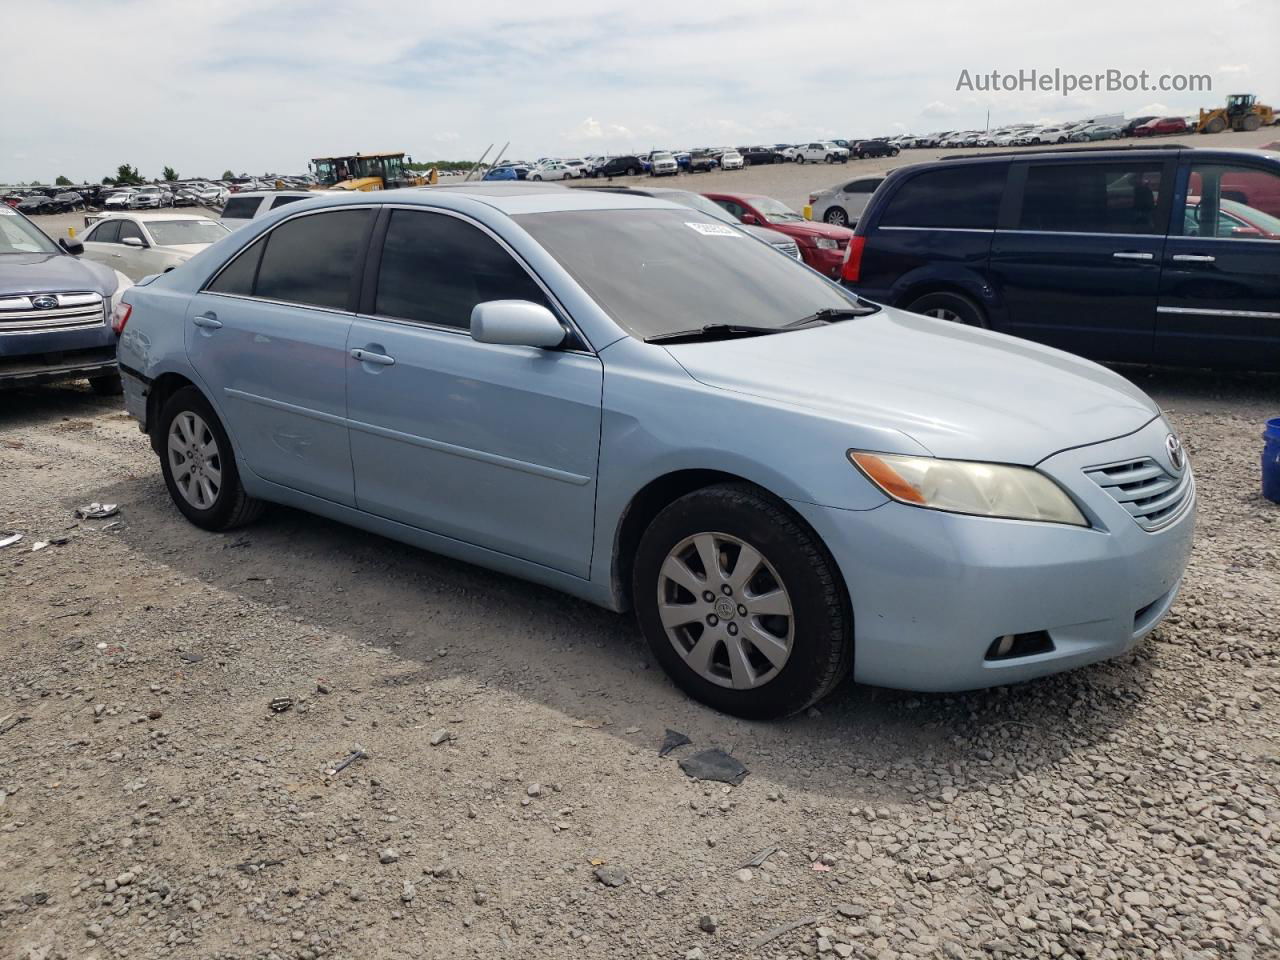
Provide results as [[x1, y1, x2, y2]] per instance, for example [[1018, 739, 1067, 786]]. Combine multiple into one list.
[[1018, 162, 1165, 234], [1183, 163, 1280, 238], [119, 221, 145, 244], [375, 210, 550, 330], [254, 209, 371, 310], [87, 220, 121, 244], [881, 165, 1006, 229]]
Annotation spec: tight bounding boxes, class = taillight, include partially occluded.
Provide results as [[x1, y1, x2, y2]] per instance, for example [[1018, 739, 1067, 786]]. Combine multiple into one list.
[[808, 193, 817, 205], [111, 302, 131, 335], [840, 236, 865, 283]]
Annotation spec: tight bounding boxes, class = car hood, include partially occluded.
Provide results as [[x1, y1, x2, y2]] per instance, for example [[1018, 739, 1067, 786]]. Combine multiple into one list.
[[0, 253, 121, 296], [741, 224, 793, 246], [768, 220, 854, 241], [665, 306, 1159, 464]]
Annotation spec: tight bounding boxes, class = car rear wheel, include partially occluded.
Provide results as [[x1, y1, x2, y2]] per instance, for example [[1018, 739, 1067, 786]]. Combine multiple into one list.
[[823, 206, 848, 227], [905, 291, 987, 328], [773, 155, 784, 164], [633, 483, 852, 719], [627, 166, 639, 176], [157, 386, 263, 531]]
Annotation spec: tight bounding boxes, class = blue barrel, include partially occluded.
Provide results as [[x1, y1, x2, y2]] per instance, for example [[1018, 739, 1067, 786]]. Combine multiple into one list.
[[1265, 418, 1280, 504]]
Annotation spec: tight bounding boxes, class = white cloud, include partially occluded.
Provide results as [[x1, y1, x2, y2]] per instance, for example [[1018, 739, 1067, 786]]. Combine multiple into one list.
[[432, 131, 461, 143], [1136, 102, 1170, 115], [566, 117, 635, 142], [1218, 64, 1249, 74], [920, 100, 958, 119]]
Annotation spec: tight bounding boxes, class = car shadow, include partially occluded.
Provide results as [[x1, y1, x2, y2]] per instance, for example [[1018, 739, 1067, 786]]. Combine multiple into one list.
[[0, 383, 121, 427], [91, 465, 1155, 807]]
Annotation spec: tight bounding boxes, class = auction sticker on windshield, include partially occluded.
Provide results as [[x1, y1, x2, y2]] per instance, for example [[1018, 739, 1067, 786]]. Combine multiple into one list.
[[0, 207, 14, 215], [685, 221, 741, 237]]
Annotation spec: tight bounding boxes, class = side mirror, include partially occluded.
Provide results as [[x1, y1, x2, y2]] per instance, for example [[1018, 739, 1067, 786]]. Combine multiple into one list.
[[59, 236, 84, 255], [470, 300, 566, 349], [122, 236, 145, 248], [741, 213, 759, 225]]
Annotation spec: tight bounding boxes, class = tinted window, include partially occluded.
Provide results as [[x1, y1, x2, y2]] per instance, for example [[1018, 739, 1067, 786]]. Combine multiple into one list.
[[880, 165, 1005, 228], [221, 196, 261, 220], [1184, 163, 1280, 237], [845, 178, 883, 193], [119, 221, 145, 244], [375, 210, 550, 330], [270, 195, 306, 210], [1018, 162, 1165, 234], [89, 220, 121, 244], [208, 235, 266, 296], [255, 209, 370, 310], [713, 198, 747, 220]]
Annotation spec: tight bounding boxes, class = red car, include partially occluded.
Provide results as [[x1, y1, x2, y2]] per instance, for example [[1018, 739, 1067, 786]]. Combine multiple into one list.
[[1133, 116, 1188, 137], [703, 191, 855, 276]]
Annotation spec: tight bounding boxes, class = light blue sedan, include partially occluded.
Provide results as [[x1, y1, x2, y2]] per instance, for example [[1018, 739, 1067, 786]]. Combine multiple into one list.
[[115, 185, 1195, 718]]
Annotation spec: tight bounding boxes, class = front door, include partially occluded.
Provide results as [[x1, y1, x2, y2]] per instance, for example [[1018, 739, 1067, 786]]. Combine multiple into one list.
[[186, 207, 373, 506], [345, 207, 603, 578], [1156, 158, 1280, 369], [988, 157, 1174, 363]]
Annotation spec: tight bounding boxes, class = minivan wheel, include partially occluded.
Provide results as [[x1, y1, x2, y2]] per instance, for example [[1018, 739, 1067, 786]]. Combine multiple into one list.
[[905, 291, 987, 328], [633, 483, 852, 719], [823, 207, 849, 226], [157, 386, 264, 531]]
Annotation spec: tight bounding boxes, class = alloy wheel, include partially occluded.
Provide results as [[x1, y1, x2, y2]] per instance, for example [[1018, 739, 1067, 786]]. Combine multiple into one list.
[[924, 306, 963, 323], [657, 532, 794, 690], [168, 411, 222, 509]]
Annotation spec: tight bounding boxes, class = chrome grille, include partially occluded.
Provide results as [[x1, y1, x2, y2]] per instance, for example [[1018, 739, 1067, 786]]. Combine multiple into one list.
[[774, 240, 802, 260], [1084, 457, 1192, 531], [0, 292, 107, 335]]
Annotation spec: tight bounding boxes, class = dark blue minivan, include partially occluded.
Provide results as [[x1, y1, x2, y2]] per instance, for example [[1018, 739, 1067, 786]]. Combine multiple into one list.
[[842, 146, 1280, 370]]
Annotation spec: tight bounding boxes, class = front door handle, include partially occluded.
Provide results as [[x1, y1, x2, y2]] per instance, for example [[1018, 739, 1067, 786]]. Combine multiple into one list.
[[350, 348, 395, 366], [1112, 251, 1154, 261], [1171, 254, 1216, 263], [192, 312, 222, 329]]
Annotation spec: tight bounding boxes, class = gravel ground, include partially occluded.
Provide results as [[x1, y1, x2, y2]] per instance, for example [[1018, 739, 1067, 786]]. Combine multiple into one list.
[[1, 359, 1277, 960]]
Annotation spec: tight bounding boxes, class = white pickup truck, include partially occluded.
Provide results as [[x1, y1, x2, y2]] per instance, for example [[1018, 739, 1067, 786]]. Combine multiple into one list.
[[795, 141, 849, 164]]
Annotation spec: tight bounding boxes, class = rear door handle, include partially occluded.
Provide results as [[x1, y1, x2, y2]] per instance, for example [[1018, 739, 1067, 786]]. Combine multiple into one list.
[[350, 348, 395, 366], [1171, 254, 1216, 263], [1112, 251, 1154, 261], [192, 312, 222, 329]]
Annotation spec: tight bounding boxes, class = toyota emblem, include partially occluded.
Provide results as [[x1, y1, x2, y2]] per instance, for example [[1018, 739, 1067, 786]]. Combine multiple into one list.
[[31, 295, 58, 310], [1165, 434, 1185, 472]]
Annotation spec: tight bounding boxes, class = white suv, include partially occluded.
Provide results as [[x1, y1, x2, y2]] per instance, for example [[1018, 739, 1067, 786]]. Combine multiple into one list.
[[796, 141, 849, 164], [530, 162, 573, 181]]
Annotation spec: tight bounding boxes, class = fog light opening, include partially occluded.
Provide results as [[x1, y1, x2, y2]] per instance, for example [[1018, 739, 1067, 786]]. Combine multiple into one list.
[[985, 630, 1054, 662]]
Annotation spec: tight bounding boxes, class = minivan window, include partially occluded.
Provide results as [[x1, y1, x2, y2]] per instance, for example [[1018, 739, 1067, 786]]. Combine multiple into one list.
[[270, 195, 307, 210], [1018, 162, 1165, 235], [375, 210, 550, 330], [1184, 163, 1280, 237], [221, 196, 261, 220], [254, 209, 371, 310], [880, 165, 1005, 229]]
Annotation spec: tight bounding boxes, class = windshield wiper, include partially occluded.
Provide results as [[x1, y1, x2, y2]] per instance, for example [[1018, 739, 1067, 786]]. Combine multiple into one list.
[[644, 323, 785, 344], [783, 306, 877, 328]]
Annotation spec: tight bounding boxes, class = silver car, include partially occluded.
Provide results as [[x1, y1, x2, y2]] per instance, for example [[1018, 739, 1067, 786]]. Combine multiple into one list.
[[808, 176, 885, 227], [79, 213, 230, 280], [116, 186, 1194, 719]]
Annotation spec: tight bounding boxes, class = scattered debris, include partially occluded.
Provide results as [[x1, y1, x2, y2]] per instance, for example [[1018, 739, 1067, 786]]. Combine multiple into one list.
[[178, 652, 204, 664], [749, 915, 822, 950], [735, 868, 754, 883], [658, 728, 691, 757], [235, 859, 285, 875], [810, 861, 831, 872], [400, 880, 415, 902], [19, 892, 50, 907], [325, 748, 367, 776], [678, 748, 749, 785], [0, 714, 31, 737], [31, 537, 68, 552], [741, 846, 779, 869], [316, 680, 332, 694], [378, 848, 400, 864], [268, 697, 294, 713], [698, 914, 718, 934], [593, 865, 627, 887], [147, 709, 163, 721], [74, 502, 119, 520], [0, 533, 22, 549], [526, 782, 543, 798], [429, 728, 452, 746]]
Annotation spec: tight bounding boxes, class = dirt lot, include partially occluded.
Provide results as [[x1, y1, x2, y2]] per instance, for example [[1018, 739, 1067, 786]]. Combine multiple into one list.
[[4, 139, 1280, 960]]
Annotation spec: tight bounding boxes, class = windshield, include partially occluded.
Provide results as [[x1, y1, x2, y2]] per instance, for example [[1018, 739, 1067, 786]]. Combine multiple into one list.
[[0, 210, 59, 255], [659, 192, 741, 224], [652, 153, 674, 161], [145, 220, 230, 246], [515, 209, 866, 341], [752, 196, 804, 222]]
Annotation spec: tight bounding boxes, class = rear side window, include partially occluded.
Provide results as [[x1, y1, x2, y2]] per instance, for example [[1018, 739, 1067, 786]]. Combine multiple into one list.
[[845, 178, 883, 193], [270, 195, 306, 210], [1018, 162, 1165, 234], [208, 235, 266, 296], [255, 209, 371, 310], [880, 165, 1005, 229], [221, 196, 261, 220], [374, 210, 550, 330]]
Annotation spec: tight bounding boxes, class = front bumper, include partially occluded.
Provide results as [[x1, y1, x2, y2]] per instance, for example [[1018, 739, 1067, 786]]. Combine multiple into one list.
[[789, 419, 1196, 691], [0, 346, 117, 390], [803, 245, 846, 277]]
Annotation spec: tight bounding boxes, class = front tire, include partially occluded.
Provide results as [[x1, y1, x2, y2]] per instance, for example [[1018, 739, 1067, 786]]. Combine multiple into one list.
[[905, 290, 987, 327], [157, 386, 264, 531], [633, 483, 852, 719]]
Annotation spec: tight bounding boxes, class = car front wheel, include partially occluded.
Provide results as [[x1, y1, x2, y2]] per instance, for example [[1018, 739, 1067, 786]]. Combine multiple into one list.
[[633, 483, 852, 719], [157, 386, 264, 531], [905, 290, 987, 327]]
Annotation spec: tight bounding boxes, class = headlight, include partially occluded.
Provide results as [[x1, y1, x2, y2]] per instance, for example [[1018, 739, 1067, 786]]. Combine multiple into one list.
[[849, 451, 1088, 526], [815, 237, 839, 250]]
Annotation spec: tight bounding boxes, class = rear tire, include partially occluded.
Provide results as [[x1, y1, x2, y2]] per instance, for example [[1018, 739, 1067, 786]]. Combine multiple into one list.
[[89, 373, 123, 396], [633, 483, 852, 720], [627, 166, 639, 176], [905, 290, 987, 328], [823, 206, 849, 227], [156, 386, 264, 531]]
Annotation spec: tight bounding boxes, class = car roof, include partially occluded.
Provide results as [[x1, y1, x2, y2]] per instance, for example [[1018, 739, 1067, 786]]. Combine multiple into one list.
[[96, 212, 218, 222], [932, 146, 1279, 166], [227, 190, 317, 200]]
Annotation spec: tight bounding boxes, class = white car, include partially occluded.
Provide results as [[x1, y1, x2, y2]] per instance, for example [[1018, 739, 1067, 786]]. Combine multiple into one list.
[[719, 149, 745, 170], [103, 190, 135, 210], [796, 141, 849, 164], [130, 186, 166, 209], [563, 159, 588, 179], [219, 191, 316, 230], [77, 212, 230, 280], [530, 162, 573, 182]]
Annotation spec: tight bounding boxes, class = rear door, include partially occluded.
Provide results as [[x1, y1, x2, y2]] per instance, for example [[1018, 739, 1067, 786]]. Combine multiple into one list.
[[186, 207, 373, 505], [987, 156, 1174, 362], [345, 207, 603, 577], [1156, 158, 1280, 369]]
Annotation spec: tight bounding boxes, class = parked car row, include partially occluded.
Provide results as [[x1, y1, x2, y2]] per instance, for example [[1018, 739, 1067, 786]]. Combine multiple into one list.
[[880, 114, 1197, 151]]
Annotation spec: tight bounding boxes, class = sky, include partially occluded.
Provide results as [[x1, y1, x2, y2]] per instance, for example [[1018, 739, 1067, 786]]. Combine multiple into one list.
[[5, 0, 1278, 183]]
